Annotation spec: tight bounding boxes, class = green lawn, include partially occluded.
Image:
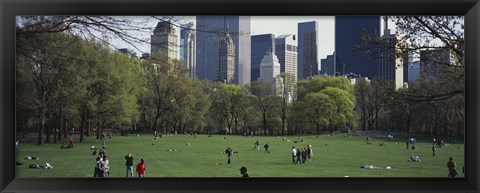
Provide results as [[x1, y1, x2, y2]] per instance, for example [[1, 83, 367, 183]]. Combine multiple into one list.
[[15, 133, 464, 178]]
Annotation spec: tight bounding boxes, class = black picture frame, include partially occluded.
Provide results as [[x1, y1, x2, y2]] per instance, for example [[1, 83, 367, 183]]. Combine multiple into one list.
[[1, 0, 479, 192]]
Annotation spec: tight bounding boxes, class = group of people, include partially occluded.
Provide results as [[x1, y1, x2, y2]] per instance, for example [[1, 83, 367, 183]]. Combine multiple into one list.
[[253, 140, 270, 153], [125, 153, 146, 177], [93, 152, 146, 177], [93, 154, 110, 177], [91, 139, 146, 178], [405, 138, 416, 150], [60, 138, 75, 149], [291, 145, 313, 164]]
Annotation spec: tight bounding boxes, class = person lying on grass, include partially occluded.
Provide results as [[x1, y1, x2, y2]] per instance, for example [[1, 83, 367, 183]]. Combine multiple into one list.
[[409, 154, 421, 162]]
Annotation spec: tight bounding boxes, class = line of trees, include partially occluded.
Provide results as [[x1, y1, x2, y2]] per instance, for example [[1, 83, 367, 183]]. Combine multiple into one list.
[[16, 16, 464, 146]]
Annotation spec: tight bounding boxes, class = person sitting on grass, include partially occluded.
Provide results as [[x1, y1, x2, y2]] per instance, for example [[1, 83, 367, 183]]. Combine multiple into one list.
[[61, 142, 68, 149]]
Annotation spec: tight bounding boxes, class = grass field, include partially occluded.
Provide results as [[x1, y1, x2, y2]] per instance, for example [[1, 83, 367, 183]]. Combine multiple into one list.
[[15, 133, 464, 178]]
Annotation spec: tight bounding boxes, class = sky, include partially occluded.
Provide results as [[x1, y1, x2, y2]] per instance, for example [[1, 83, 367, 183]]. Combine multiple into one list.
[[113, 16, 396, 61]]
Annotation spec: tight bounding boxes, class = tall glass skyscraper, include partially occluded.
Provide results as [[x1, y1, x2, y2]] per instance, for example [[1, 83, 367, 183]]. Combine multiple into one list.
[[195, 16, 251, 86], [251, 34, 275, 82], [297, 21, 318, 80], [335, 16, 380, 78]]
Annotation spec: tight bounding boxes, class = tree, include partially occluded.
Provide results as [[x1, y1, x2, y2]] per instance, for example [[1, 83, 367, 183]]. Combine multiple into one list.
[[304, 92, 335, 134], [320, 87, 356, 131], [276, 72, 296, 136], [245, 81, 280, 136], [16, 32, 83, 145]]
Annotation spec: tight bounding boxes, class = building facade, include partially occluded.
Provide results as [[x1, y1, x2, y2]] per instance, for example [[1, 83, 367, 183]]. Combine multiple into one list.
[[320, 52, 335, 76], [251, 34, 275, 82], [335, 16, 381, 78], [219, 30, 236, 83], [196, 16, 251, 86], [408, 60, 421, 83], [180, 22, 196, 77], [275, 34, 298, 101], [297, 21, 318, 80], [378, 17, 403, 90], [151, 21, 178, 61], [259, 51, 281, 94]]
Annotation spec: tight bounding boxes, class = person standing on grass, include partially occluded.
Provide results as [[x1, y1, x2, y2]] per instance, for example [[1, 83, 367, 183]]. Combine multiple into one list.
[[69, 138, 74, 148], [447, 157, 459, 177], [94, 156, 103, 177], [432, 145, 436, 156], [291, 146, 297, 164], [306, 145, 312, 161], [295, 148, 302, 164], [101, 155, 110, 177], [99, 146, 107, 158], [136, 158, 146, 177], [125, 153, 134, 177], [254, 140, 260, 150], [264, 143, 270, 153], [225, 147, 233, 164], [405, 140, 409, 150], [301, 147, 307, 164]]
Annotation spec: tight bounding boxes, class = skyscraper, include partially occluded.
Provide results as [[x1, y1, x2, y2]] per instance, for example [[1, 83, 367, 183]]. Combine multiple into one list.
[[259, 51, 281, 94], [320, 52, 335, 76], [335, 16, 381, 78], [251, 34, 275, 82], [297, 21, 318, 80], [180, 22, 196, 77], [275, 34, 298, 100], [275, 34, 298, 80], [196, 16, 251, 86], [378, 17, 403, 89], [151, 21, 178, 61], [219, 27, 236, 83]]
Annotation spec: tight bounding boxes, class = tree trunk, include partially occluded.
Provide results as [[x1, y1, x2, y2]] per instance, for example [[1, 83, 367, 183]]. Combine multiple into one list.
[[46, 119, 51, 143], [37, 111, 45, 146], [262, 112, 267, 136], [80, 107, 87, 143]]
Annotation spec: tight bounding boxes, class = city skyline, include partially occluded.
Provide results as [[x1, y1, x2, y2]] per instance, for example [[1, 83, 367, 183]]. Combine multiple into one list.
[[113, 16, 396, 71]]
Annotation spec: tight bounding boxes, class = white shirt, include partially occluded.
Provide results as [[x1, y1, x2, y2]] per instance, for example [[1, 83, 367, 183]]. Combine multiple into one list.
[[292, 148, 297, 156]]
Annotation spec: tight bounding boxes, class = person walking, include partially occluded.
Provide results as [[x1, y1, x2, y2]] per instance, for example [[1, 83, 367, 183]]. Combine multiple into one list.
[[254, 140, 260, 150], [432, 145, 436, 156], [93, 156, 103, 177], [136, 158, 146, 177], [264, 143, 270, 153], [225, 147, 233, 164], [239, 167, 249, 177], [101, 155, 110, 177], [447, 157, 459, 177], [291, 146, 297, 164], [295, 148, 302, 164], [405, 140, 409, 150], [125, 153, 134, 177], [307, 144, 313, 160], [301, 147, 307, 164]]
